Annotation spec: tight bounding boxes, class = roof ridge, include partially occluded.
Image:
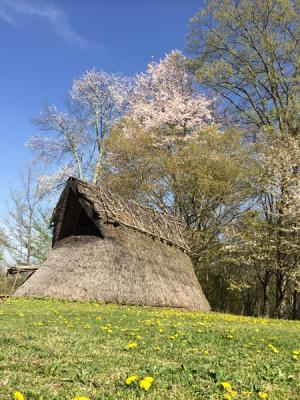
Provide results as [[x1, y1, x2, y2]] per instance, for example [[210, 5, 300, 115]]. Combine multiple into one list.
[[69, 177, 185, 225]]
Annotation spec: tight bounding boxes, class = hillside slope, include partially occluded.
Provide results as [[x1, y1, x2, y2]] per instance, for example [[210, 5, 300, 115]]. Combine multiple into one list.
[[0, 299, 299, 399]]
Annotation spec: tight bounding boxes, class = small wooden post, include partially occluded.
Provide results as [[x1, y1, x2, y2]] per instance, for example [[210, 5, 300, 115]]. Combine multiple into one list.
[[10, 270, 20, 296], [4, 271, 8, 299]]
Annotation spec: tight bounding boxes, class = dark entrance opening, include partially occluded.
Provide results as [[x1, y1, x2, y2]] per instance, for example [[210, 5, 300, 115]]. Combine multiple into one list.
[[73, 207, 101, 236], [58, 189, 103, 241]]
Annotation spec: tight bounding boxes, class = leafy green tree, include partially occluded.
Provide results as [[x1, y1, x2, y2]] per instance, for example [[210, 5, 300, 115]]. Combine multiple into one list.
[[188, 0, 300, 135], [258, 134, 300, 317], [220, 135, 300, 318], [221, 211, 276, 317], [188, 0, 300, 318], [103, 120, 254, 276]]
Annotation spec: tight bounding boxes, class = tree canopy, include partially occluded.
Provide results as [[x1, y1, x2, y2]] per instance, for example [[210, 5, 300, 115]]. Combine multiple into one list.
[[188, 0, 300, 135]]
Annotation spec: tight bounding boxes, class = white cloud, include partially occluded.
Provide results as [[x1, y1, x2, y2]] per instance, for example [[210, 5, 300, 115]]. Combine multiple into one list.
[[0, 0, 89, 48], [0, 7, 15, 24]]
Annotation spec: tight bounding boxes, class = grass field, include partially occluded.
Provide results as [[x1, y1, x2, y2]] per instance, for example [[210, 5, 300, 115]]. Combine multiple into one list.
[[0, 298, 299, 400]]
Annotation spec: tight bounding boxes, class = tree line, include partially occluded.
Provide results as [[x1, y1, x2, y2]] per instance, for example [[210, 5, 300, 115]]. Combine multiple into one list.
[[0, 0, 299, 319]]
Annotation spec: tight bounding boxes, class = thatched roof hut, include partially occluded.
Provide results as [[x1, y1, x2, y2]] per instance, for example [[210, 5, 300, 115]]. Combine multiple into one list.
[[15, 177, 210, 310]]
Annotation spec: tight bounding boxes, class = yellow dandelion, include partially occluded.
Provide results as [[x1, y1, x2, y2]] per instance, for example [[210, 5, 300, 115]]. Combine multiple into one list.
[[125, 375, 139, 385], [223, 394, 232, 400], [72, 397, 90, 400], [143, 376, 154, 383], [258, 392, 268, 399], [125, 342, 138, 350], [139, 376, 154, 391], [13, 392, 25, 400], [268, 344, 279, 353], [220, 381, 232, 391]]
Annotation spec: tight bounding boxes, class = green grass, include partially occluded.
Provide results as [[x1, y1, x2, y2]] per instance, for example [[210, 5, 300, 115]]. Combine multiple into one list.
[[0, 298, 299, 400]]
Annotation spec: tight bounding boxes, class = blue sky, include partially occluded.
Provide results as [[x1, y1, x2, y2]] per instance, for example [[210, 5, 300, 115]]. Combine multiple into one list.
[[0, 0, 202, 208]]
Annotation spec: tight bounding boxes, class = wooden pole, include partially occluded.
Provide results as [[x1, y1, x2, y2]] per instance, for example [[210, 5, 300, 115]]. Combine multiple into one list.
[[10, 270, 20, 296], [4, 271, 8, 299]]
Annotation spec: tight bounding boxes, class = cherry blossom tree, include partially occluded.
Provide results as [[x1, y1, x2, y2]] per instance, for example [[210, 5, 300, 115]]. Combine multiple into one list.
[[126, 50, 214, 144], [29, 104, 87, 180], [29, 69, 132, 185], [29, 55, 213, 186], [70, 69, 133, 183]]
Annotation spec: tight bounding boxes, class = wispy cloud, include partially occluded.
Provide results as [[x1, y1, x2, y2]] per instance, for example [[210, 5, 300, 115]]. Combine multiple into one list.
[[0, 7, 16, 25], [0, 0, 89, 48]]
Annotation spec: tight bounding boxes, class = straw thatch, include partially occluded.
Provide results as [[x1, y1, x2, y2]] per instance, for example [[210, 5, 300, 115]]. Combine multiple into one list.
[[51, 177, 191, 253], [15, 178, 210, 311]]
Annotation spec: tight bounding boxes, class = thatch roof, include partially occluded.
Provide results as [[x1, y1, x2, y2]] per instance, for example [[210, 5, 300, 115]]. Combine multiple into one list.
[[51, 177, 191, 254], [15, 177, 210, 311], [15, 230, 210, 310]]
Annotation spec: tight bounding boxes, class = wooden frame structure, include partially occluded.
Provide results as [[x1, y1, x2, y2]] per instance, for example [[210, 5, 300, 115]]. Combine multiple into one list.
[[2, 266, 39, 299]]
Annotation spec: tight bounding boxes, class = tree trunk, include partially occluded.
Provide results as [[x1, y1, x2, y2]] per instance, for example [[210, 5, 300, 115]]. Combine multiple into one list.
[[73, 151, 83, 180], [92, 122, 104, 185], [26, 209, 33, 266], [93, 157, 101, 185], [274, 271, 289, 319], [292, 290, 298, 320], [262, 269, 272, 318]]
